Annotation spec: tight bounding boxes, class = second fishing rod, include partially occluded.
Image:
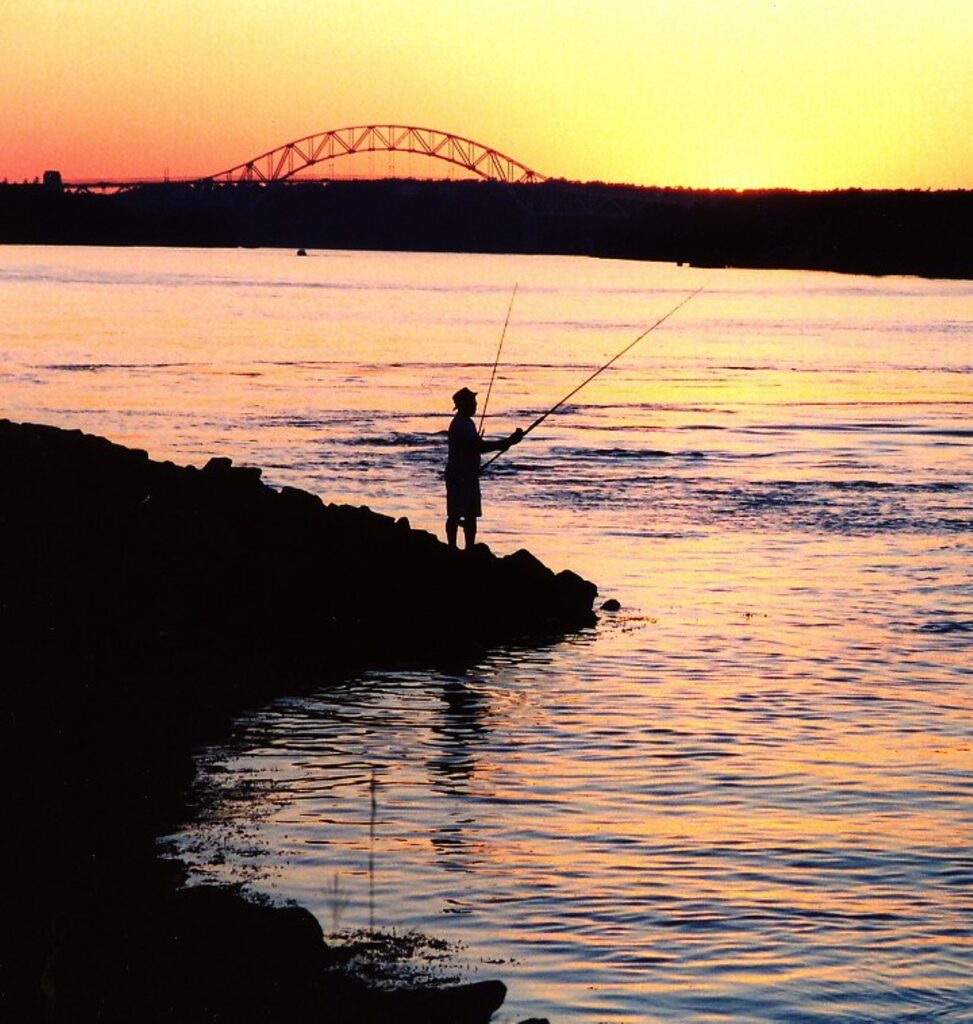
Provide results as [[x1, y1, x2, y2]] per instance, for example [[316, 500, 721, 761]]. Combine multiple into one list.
[[480, 284, 706, 474]]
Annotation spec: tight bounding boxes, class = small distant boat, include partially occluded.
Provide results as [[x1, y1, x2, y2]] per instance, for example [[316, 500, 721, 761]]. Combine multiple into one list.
[[296, 248, 307, 257]]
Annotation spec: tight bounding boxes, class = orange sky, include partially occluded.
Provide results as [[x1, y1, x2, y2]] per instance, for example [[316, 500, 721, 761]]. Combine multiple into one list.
[[2, 0, 971, 189]]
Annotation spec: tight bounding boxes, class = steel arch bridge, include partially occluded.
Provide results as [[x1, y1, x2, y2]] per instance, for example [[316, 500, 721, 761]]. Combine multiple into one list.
[[206, 125, 546, 185]]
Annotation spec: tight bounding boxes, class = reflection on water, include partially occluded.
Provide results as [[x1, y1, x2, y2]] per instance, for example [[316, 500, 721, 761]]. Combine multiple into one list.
[[176, 616, 973, 1023], [2, 246, 971, 1022]]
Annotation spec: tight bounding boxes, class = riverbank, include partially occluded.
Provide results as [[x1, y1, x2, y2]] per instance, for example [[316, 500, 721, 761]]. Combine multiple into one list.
[[0, 419, 595, 1021], [2, 180, 970, 279]]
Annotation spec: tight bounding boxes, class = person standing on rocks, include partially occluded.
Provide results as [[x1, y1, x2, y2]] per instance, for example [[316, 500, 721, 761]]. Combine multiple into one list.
[[445, 387, 523, 550]]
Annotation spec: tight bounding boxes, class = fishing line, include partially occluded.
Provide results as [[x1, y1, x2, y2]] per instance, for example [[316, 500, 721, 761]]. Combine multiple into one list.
[[480, 283, 706, 473], [478, 282, 518, 436]]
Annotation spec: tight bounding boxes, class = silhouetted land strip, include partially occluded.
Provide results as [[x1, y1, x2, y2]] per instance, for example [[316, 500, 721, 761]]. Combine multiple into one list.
[[2, 178, 970, 278], [0, 419, 594, 1022]]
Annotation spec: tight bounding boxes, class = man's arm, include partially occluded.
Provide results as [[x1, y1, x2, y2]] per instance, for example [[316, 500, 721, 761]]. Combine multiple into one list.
[[478, 428, 524, 453]]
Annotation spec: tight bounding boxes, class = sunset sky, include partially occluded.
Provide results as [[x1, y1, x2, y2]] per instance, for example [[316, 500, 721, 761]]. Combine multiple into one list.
[[2, 0, 971, 190]]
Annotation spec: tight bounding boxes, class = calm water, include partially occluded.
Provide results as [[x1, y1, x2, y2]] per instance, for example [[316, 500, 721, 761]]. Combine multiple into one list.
[[2, 246, 971, 1022]]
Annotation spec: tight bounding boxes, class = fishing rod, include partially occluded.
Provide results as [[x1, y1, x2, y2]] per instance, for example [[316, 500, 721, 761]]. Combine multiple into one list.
[[479, 282, 519, 436], [480, 283, 706, 473]]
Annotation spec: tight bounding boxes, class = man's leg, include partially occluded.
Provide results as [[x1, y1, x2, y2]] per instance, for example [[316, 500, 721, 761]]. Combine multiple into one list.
[[463, 517, 477, 549], [446, 517, 459, 548]]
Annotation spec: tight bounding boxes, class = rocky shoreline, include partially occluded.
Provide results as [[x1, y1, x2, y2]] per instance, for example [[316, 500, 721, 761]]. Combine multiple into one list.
[[0, 419, 596, 1022]]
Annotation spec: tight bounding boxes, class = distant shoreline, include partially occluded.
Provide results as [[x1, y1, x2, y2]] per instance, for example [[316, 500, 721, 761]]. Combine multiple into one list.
[[2, 179, 970, 280]]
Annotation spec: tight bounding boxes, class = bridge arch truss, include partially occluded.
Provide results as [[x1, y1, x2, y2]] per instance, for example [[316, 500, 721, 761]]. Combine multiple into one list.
[[207, 125, 545, 185]]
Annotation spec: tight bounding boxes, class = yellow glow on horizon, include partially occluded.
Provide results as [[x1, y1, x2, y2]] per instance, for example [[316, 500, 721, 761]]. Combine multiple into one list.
[[1, 0, 971, 189]]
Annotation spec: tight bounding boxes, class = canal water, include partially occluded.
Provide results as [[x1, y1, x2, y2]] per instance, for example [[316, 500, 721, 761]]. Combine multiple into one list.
[[2, 245, 971, 1022]]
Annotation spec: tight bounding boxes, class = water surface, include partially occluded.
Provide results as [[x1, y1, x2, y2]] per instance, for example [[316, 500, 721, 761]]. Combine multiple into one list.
[[2, 246, 971, 1022]]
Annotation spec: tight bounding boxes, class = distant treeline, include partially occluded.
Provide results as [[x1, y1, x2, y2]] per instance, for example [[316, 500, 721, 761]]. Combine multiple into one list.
[[1, 178, 970, 278]]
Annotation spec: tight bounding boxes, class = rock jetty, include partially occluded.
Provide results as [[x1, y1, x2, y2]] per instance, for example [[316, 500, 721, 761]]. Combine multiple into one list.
[[0, 419, 595, 1022]]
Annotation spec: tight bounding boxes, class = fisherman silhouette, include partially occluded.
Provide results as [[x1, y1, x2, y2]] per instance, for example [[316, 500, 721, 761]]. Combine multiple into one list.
[[445, 387, 523, 549]]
